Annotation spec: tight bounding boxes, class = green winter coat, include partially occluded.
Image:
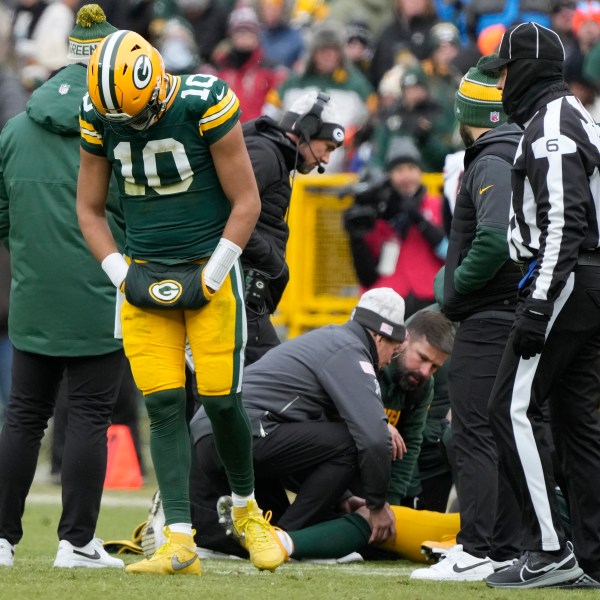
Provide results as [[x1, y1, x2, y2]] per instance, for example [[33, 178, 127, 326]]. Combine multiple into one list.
[[0, 63, 124, 356]]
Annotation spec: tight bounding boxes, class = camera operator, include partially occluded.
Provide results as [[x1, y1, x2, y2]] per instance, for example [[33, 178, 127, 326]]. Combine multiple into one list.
[[344, 138, 447, 317], [242, 91, 345, 364]]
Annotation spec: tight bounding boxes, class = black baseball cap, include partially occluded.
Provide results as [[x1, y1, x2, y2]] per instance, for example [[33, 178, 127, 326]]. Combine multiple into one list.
[[484, 22, 565, 71]]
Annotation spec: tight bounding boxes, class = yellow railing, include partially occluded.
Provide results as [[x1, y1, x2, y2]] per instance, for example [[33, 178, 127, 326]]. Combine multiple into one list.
[[274, 172, 444, 338]]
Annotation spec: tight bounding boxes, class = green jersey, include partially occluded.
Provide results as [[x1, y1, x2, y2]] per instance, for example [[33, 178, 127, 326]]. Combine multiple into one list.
[[80, 73, 241, 262]]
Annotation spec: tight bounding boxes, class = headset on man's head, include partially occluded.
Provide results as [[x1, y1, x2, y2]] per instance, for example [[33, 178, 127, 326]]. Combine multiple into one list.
[[292, 91, 331, 143]]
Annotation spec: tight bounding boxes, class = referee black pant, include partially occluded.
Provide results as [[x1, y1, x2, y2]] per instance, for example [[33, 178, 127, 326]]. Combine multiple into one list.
[[191, 421, 358, 555], [0, 348, 125, 547], [449, 316, 522, 560], [489, 265, 600, 575]]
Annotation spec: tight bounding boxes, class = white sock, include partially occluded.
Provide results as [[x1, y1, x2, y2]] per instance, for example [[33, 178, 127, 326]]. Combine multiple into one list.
[[275, 529, 294, 556], [232, 492, 255, 508], [169, 523, 193, 536]]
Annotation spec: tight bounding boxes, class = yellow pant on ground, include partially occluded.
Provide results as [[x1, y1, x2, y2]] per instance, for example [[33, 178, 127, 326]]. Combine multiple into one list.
[[379, 506, 460, 563]]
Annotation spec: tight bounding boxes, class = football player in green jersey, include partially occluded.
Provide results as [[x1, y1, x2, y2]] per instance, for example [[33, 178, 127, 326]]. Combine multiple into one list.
[[76, 29, 286, 575]]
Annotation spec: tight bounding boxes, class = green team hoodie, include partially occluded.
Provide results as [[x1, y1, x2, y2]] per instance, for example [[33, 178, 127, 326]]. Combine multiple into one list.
[[0, 63, 124, 356]]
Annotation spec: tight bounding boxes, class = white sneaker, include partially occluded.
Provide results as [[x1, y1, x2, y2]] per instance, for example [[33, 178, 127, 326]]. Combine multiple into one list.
[[53, 538, 124, 569], [141, 489, 166, 559], [410, 544, 494, 581], [0, 538, 14, 567]]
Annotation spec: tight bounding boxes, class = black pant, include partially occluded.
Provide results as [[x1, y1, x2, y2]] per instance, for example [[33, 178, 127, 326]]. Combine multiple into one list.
[[245, 309, 281, 366], [449, 317, 522, 559], [51, 361, 144, 476], [0, 348, 125, 546], [489, 265, 600, 574], [190, 421, 358, 554]]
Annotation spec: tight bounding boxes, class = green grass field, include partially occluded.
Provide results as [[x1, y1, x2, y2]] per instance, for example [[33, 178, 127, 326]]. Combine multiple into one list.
[[0, 483, 594, 600]]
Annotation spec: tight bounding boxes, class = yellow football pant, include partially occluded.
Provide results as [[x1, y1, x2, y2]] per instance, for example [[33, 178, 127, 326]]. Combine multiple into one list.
[[121, 263, 246, 396], [379, 506, 460, 563]]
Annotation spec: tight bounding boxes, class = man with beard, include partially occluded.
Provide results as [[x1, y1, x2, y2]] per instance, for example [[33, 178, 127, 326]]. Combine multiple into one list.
[[483, 22, 600, 589], [378, 309, 454, 509], [411, 55, 524, 582]]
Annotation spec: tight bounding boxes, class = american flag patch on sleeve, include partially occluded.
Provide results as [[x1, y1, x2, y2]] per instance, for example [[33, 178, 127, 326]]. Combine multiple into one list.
[[359, 361, 376, 376]]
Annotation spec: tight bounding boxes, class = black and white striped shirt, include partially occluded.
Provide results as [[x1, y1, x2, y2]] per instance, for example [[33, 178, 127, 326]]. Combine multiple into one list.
[[509, 93, 600, 306]]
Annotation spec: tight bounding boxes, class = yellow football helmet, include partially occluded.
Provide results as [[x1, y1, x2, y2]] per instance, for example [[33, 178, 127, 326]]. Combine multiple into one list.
[[88, 30, 168, 131]]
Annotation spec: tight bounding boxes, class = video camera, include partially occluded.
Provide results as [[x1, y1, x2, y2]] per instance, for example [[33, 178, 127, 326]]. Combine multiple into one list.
[[340, 171, 390, 234]]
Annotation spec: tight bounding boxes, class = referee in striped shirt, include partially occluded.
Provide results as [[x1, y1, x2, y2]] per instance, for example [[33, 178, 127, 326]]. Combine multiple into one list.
[[483, 22, 600, 589]]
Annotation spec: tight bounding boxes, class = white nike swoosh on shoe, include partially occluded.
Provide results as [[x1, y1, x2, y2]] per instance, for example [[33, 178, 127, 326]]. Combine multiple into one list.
[[172, 555, 198, 571], [453, 561, 491, 573], [73, 549, 101, 560]]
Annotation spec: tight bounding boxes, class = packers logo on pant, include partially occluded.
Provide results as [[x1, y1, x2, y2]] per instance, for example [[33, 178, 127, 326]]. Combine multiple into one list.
[[149, 280, 183, 304]]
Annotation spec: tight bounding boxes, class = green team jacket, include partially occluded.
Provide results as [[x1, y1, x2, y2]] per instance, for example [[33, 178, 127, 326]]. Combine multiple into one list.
[[0, 63, 124, 356], [379, 359, 434, 505]]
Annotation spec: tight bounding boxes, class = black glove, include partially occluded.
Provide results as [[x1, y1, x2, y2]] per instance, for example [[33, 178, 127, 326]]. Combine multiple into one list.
[[343, 204, 377, 238], [512, 309, 550, 359], [404, 197, 424, 225]]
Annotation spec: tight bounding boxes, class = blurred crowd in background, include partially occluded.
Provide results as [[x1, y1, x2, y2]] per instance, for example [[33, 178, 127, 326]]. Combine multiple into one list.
[[1, 0, 600, 176]]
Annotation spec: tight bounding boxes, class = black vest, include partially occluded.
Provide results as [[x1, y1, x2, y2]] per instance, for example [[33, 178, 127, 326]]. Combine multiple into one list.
[[443, 137, 523, 322]]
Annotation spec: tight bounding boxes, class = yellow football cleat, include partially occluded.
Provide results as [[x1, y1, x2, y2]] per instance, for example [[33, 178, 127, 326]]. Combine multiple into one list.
[[232, 500, 288, 572], [125, 527, 201, 575]]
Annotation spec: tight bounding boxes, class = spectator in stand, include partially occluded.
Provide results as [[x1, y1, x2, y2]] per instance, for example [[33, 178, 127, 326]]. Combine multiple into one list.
[[212, 5, 287, 122], [344, 19, 374, 76], [368, 0, 439, 90], [551, 0, 578, 48], [153, 0, 229, 65], [369, 65, 460, 173], [154, 16, 203, 75], [12, 0, 77, 91], [264, 19, 377, 172], [344, 138, 447, 318], [421, 22, 465, 129], [256, 0, 304, 69]]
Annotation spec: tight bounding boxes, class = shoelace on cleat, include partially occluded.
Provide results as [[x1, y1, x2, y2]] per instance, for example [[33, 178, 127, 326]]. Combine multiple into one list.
[[237, 511, 273, 549]]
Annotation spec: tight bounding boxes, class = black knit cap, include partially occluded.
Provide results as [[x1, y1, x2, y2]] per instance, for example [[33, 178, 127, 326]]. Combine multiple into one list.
[[484, 22, 565, 71]]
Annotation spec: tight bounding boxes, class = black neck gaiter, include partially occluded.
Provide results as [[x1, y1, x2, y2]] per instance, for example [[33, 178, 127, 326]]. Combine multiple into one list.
[[503, 59, 566, 125]]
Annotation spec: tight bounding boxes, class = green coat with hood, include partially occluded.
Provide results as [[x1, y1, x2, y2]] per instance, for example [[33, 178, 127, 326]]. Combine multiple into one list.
[[0, 63, 124, 356]]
